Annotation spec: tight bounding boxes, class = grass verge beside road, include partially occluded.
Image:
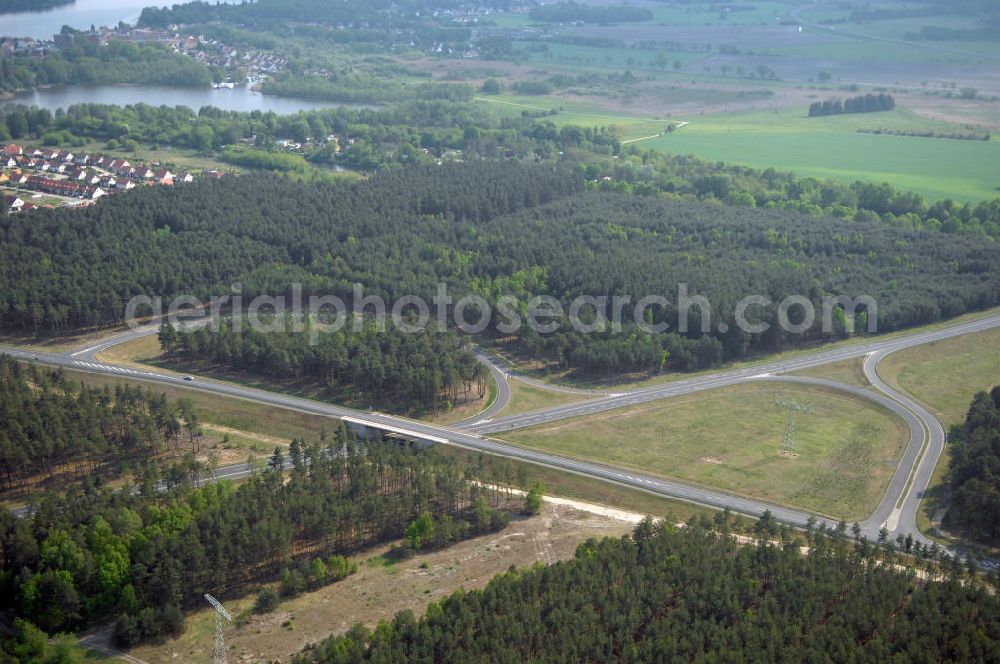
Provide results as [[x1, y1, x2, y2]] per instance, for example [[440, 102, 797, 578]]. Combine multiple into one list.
[[880, 327, 1000, 426], [95, 336, 493, 423], [48, 365, 722, 524], [877, 327, 1000, 541], [505, 382, 909, 521], [503, 378, 590, 417], [62, 367, 333, 445], [793, 357, 870, 388]]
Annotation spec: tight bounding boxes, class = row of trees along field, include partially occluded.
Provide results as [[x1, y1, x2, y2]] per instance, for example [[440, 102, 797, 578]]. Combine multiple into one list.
[[1, 101, 999, 238], [1, 164, 998, 380], [159, 317, 489, 413], [528, 2, 654, 23], [0, 363, 524, 644], [295, 517, 1000, 663], [809, 93, 896, 117], [944, 387, 1000, 542]]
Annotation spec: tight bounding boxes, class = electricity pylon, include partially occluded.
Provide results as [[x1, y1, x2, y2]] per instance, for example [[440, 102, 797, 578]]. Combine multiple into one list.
[[204, 593, 232, 664], [775, 399, 813, 454]]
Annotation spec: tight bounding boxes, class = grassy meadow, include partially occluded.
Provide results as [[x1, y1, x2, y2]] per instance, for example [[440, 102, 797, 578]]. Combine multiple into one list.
[[506, 382, 909, 521]]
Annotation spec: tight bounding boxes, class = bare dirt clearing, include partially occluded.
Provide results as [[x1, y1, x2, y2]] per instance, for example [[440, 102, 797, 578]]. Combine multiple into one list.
[[129, 500, 638, 664]]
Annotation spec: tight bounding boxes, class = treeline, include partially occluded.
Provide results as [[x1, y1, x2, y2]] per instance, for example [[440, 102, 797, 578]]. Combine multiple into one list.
[[6, 98, 999, 242], [138, 0, 385, 30], [160, 317, 489, 412], [0, 37, 211, 94], [906, 26, 1000, 41], [0, 0, 72, 12], [1, 422, 522, 644], [858, 127, 990, 141], [259, 77, 472, 105], [849, 6, 947, 22], [1, 620, 84, 664], [0, 355, 191, 494], [137, 0, 472, 57], [809, 93, 895, 117], [0, 100, 537, 171], [944, 387, 1000, 542], [1, 164, 998, 379], [587, 148, 1000, 238], [467, 191, 999, 375], [529, 2, 653, 23], [295, 517, 1000, 663]]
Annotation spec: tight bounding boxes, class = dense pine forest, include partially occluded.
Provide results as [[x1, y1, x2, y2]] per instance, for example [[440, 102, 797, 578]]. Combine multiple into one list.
[[296, 518, 1000, 663], [2, 101, 999, 237], [2, 163, 998, 378], [944, 387, 1000, 542], [0, 162, 578, 334], [160, 317, 489, 412], [0, 355, 194, 494], [0, 363, 522, 644]]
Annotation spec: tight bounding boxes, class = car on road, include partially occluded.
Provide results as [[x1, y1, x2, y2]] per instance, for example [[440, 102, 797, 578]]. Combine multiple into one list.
[[183, 375, 194, 381]]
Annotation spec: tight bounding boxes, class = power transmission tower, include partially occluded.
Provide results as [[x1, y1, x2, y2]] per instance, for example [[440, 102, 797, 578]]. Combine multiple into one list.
[[775, 399, 813, 454], [204, 593, 232, 664]]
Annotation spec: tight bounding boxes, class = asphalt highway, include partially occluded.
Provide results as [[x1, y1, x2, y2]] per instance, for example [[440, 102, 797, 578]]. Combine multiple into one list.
[[468, 314, 1000, 433], [453, 349, 513, 426], [3, 312, 998, 545]]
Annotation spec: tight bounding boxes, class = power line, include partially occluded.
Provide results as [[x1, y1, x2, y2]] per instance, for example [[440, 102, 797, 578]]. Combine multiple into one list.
[[775, 399, 813, 454], [205, 593, 233, 664]]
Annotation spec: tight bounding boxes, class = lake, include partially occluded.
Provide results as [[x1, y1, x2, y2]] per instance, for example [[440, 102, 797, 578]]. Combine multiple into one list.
[[2, 0, 224, 41], [4, 84, 373, 115]]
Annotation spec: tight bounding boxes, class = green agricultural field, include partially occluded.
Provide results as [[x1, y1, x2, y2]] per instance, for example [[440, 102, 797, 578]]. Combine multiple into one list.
[[645, 107, 1000, 201], [487, 12, 536, 29], [479, 94, 1000, 201], [773, 37, 993, 65], [798, 6, 985, 42], [494, 1, 788, 29], [647, 1, 788, 26], [475, 95, 668, 140], [505, 382, 909, 521], [510, 41, 707, 73]]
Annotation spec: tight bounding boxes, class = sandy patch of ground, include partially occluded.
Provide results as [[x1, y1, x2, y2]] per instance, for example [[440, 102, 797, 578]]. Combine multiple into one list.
[[200, 423, 287, 448], [130, 499, 640, 664]]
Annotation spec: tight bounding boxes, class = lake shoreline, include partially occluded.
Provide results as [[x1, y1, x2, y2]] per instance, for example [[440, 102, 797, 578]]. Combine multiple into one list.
[[1, 82, 381, 115]]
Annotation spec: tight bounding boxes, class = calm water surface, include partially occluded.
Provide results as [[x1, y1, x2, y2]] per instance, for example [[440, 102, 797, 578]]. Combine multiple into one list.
[[5, 83, 372, 114], [2, 0, 223, 41]]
